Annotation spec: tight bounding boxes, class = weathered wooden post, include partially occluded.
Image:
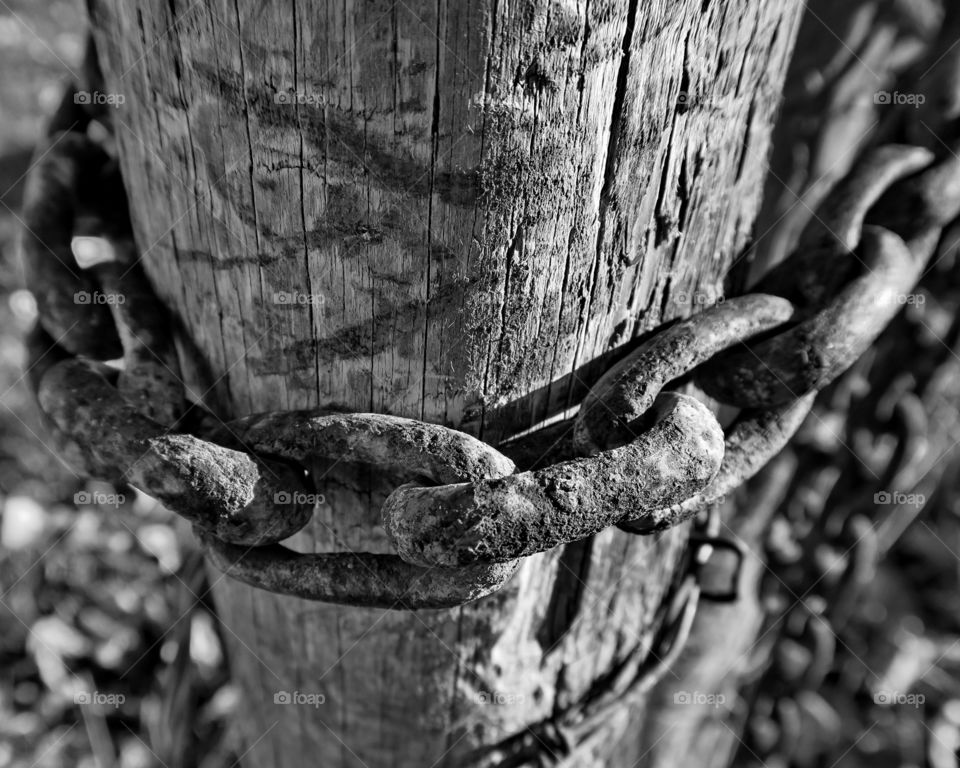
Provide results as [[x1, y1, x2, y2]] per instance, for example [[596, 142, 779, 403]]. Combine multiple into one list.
[[86, 1, 804, 764]]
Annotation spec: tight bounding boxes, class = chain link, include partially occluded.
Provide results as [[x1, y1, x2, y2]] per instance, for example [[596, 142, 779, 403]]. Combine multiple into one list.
[[699, 146, 960, 408]]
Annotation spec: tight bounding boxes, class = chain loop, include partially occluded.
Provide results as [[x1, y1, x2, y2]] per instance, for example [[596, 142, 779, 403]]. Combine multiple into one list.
[[699, 146, 960, 409], [208, 411, 517, 486], [699, 227, 920, 407], [200, 412, 523, 606], [383, 392, 723, 568], [573, 294, 795, 453], [37, 358, 315, 546], [622, 392, 817, 535], [22, 132, 124, 359], [20, 77, 960, 609], [200, 537, 521, 610]]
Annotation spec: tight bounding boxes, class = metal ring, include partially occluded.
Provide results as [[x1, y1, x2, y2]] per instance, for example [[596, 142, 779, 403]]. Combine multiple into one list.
[[796, 144, 933, 253], [96, 252, 184, 427], [572, 294, 795, 455], [21, 132, 123, 359], [868, 145, 960, 262], [23, 109, 182, 427], [567, 293, 810, 534], [688, 535, 746, 603], [754, 144, 934, 310], [201, 412, 522, 606], [383, 392, 725, 568], [698, 226, 920, 408], [619, 392, 816, 533], [201, 534, 521, 610], [699, 143, 960, 409], [36, 359, 314, 546], [208, 411, 516, 485]]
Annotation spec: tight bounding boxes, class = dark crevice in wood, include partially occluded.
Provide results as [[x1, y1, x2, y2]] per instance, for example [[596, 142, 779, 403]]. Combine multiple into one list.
[[289, 0, 319, 408], [677, 34, 692, 115], [654, 137, 676, 247], [677, 154, 691, 233], [659, 273, 674, 321], [536, 539, 594, 652], [423, 0, 442, 423], [736, 96, 758, 183], [566, 0, 640, 414], [598, 0, 639, 210]]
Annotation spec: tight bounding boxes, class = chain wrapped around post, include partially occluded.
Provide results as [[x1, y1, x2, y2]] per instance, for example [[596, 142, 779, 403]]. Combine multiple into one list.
[[18, 73, 960, 614]]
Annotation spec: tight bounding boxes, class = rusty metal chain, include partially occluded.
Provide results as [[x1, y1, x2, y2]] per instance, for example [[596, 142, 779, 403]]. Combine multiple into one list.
[[18, 70, 960, 614]]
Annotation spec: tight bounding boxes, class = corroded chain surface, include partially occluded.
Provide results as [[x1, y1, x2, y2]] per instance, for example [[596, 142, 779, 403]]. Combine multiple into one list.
[[20, 63, 960, 612]]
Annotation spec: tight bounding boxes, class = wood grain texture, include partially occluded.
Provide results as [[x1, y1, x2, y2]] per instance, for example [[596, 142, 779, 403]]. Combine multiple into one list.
[[87, 0, 803, 764]]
